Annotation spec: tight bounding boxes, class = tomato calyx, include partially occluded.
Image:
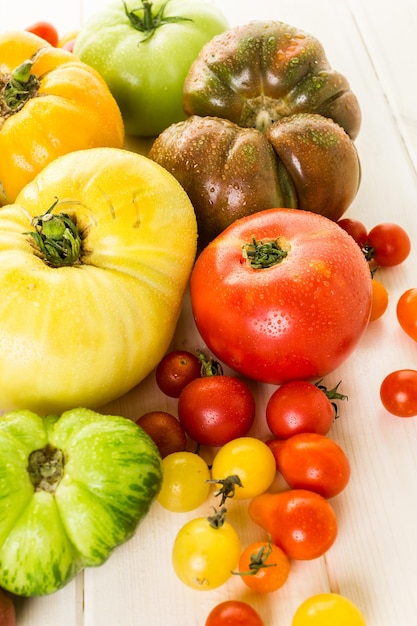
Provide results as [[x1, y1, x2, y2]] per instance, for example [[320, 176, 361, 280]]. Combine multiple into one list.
[[1, 56, 41, 116], [197, 350, 223, 377], [242, 236, 289, 269], [315, 379, 347, 418], [233, 535, 277, 577], [27, 443, 65, 493], [124, 0, 192, 42], [208, 474, 243, 505], [24, 198, 82, 267], [207, 506, 228, 529]]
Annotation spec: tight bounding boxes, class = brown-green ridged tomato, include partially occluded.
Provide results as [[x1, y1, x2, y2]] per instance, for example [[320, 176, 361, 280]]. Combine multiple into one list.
[[0, 147, 197, 414], [150, 114, 360, 249], [183, 20, 361, 139]]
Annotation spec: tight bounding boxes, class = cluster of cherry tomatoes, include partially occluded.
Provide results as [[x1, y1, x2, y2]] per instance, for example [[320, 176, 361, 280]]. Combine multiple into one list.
[[337, 218, 417, 418], [136, 349, 366, 625]]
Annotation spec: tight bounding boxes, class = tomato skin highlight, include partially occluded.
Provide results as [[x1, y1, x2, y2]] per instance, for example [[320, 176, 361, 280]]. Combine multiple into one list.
[[205, 600, 264, 626], [190, 208, 372, 385], [248, 489, 338, 560], [178, 376, 255, 446], [277, 433, 351, 498], [266, 380, 335, 438], [396, 288, 417, 341], [380, 369, 417, 417], [292, 593, 366, 626]]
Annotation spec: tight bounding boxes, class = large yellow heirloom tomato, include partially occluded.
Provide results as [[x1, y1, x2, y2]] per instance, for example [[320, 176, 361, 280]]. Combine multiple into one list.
[[0, 147, 197, 414], [0, 31, 124, 205]]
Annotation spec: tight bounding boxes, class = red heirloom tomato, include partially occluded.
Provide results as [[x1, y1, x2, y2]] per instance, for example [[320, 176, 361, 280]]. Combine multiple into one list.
[[190, 208, 372, 384], [248, 489, 338, 560], [178, 375, 255, 446], [277, 433, 351, 498]]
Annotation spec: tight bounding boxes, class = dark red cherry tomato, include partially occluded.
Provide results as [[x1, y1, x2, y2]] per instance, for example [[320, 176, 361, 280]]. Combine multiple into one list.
[[155, 350, 202, 398]]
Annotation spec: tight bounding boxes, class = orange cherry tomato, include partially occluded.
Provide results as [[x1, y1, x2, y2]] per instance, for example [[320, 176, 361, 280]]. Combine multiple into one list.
[[236, 538, 290, 593], [397, 288, 417, 341], [276, 433, 351, 498], [369, 279, 389, 322]]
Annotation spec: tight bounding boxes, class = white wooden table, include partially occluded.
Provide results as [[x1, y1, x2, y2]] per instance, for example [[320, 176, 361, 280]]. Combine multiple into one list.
[[4, 1, 417, 624]]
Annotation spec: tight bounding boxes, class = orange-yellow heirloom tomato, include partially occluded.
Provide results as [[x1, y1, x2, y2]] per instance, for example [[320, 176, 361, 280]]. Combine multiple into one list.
[[0, 147, 197, 414], [0, 31, 124, 205]]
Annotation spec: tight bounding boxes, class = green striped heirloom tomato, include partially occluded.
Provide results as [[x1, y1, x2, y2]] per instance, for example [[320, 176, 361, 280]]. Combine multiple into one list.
[[0, 147, 197, 414], [74, 0, 229, 136], [190, 208, 372, 384], [0, 408, 163, 596]]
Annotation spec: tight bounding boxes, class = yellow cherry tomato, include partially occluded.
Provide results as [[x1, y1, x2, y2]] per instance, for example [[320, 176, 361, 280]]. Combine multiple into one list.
[[172, 512, 241, 590], [210, 437, 277, 500], [158, 452, 211, 512], [292, 593, 366, 626]]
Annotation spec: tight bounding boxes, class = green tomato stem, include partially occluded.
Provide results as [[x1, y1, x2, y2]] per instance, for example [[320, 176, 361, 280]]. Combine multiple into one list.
[[124, 0, 192, 42], [27, 443, 65, 493], [24, 197, 82, 267], [242, 236, 289, 269], [2, 57, 40, 112]]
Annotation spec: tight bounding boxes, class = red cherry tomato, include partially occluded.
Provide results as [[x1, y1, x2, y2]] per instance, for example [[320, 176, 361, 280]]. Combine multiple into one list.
[[178, 375, 255, 447], [380, 369, 417, 417], [266, 380, 336, 439], [277, 433, 351, 498], [205, 600, 264, 626], [135, 411, 187, 457], [337, 217, 368, 247], [248, 489, 338, 560], [366, 222, 411, 266], [25, 21, 59, 46], [155, 350, 202, 398], [396, 288, 417, 341]]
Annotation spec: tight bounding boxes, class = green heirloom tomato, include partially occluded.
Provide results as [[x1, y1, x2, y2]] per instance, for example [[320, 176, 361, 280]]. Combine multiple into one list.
[[0, 147, 197, 414], [74, 0, 229, 136], [0, 407, 163, 596]]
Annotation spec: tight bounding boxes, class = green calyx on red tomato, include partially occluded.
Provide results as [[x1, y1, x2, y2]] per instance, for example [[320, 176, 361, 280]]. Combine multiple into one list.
[[190, 208, 372, 385], [0, 147, 197, 414], [74, 0, 229, 136], [0, 408, 163, 597]]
